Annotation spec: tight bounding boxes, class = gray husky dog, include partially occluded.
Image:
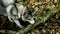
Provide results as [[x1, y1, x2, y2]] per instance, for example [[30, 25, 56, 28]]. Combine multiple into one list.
[[0, 0, 35, 28]]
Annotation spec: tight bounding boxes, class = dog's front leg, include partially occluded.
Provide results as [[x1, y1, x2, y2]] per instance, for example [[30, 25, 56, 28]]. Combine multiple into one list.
[[13, 19, 24, 28], [6, 5, 14, 22]]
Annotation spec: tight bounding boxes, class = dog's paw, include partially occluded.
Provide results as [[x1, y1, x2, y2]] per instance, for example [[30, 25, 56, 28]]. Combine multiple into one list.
[[19, 26, 24, 28], [8, 17, 13, 22], [16, 25, 24, 28]]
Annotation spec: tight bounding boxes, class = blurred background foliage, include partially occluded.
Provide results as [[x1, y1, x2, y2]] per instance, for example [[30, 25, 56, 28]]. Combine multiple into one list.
[[0, 0, 60, 34]]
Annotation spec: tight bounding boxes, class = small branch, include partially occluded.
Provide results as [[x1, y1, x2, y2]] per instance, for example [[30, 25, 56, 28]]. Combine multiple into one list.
[[16, 5, 60, 34]]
